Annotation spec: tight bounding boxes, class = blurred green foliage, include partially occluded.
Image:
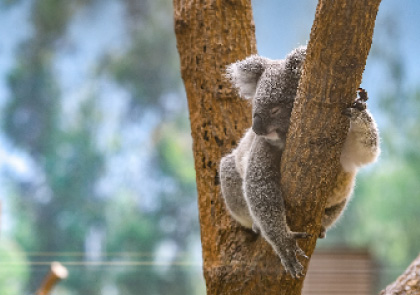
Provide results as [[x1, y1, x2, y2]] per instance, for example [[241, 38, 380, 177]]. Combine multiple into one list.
[[1, 0, 199, 294], [0, 240, 29, 294]]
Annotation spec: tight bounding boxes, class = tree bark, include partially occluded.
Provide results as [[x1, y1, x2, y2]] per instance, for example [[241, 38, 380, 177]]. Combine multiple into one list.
[[173, 0, 381, 294], [280, 1, 382, 293], [173, 0, 258, 293], [380, 254, 420, 295]]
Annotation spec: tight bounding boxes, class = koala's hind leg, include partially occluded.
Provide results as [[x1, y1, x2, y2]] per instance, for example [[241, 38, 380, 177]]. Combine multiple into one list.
[[319, 200, 347, 238], [220, 154, 253, 228]]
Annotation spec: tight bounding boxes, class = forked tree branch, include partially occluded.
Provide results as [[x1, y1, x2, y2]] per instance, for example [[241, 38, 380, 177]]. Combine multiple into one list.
[[174, 0, 381, 294]]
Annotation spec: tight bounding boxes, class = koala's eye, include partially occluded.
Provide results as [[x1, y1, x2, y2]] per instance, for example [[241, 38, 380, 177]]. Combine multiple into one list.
[[271, 107, 281, 115]]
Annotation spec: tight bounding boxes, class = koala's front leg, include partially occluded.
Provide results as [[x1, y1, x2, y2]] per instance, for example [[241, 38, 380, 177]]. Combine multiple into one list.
[[245, 137, 310, 278]]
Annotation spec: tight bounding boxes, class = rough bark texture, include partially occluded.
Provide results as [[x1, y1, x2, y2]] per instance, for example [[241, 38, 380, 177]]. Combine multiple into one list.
[[381, 255, 420, 295], [173, 0, 381, 294], [280, 2, 382, 293], [173, 1, 258, 293]]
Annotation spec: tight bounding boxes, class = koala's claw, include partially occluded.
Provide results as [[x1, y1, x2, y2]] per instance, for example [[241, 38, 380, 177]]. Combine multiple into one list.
[[281, 254, 303, 279], [277, 231, 310, 279], [296, 248, 309, 260], [343, 88, 368, 115], [343, 88, 369, 118], [357, 88, 368, 102], [252, 223, 260, 234], [282, 253, 305, 278]]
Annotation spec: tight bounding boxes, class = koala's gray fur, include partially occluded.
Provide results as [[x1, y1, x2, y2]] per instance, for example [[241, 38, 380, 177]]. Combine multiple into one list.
[[219, 46, 380, 278]]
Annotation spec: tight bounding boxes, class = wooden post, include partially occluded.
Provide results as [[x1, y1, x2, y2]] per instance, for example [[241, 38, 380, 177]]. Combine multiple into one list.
[[36, 262, 68, 295]]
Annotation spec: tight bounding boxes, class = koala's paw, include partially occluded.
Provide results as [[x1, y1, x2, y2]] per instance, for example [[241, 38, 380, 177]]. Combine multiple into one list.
[[342, 89, 368, 118], [276, 231, 311, 279], [318, 226, 327, 239]]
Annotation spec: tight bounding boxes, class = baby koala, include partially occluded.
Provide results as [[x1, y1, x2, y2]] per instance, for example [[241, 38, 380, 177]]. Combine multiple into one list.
[[219, 47, 380, 278]]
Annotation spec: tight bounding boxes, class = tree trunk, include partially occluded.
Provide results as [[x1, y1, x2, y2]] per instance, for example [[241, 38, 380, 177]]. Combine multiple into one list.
[[380, 254, 420, 295], [173, 0, 381, 294], [280, 1, 382, 293]]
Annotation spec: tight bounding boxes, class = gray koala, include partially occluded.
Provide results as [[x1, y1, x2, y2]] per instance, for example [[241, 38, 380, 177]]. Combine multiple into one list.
[[219, 46, 380, 278]]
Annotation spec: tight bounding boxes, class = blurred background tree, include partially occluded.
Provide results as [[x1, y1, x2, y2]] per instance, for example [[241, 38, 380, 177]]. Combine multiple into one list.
[[0, 0, 419, 294], [0, 0, 201, 294]]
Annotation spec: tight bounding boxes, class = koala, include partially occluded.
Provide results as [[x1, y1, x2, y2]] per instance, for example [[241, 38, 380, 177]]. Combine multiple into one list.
[[219, 46, 380, 278]]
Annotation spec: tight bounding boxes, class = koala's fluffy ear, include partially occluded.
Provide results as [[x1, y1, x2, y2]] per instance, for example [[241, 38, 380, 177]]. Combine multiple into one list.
[[226, 55, 269, 99], [285, 46, 307, 74]]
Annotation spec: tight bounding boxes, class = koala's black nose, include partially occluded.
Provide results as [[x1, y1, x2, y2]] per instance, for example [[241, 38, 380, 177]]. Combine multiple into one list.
[[252, 114, 265, 135]]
